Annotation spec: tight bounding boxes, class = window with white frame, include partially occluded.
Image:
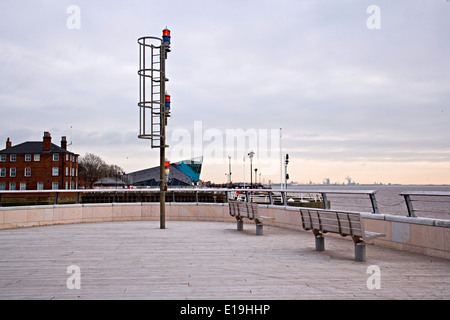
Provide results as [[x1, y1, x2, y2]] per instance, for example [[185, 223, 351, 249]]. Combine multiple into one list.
[[53, 153, 59, 161], [37, 182, 44, 190], [25, 167, 31, 177], [34, 154, 40, 161], [20, 182, 26, 190], [25, 154, 31, 161], [0, 155, 6, 162], [10, 154, 16, 162], [0, 183, 5, 190], [52, 167, 59, 176], [9, 182, 16, 190], [66, 167, 69, 176], [0, 168, 5, 177], [10, 168, 16, 177], [52, 182, 58, 190]]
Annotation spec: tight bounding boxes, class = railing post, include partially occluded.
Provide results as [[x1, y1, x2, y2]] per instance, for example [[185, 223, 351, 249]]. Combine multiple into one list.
[[0, 193, 2, 207], [369, 194, 379, 214], [76, 192, 80, 204], [195, 191, 199, 204], [245, 191, 249, 203], [282, 191, 287, 206], [268, 191, 273, 205], [225, 191, 229, 203], [321, 193, 329, 209], [404, 194, 416, 217], [54, 192, 59, 205]]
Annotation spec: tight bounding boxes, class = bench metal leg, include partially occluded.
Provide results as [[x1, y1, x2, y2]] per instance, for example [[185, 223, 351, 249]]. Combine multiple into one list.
[[256, 224, 263, 236], [315, 235, 325, 251], [237, 220, 243, 231], [355, 242, 366, 262]]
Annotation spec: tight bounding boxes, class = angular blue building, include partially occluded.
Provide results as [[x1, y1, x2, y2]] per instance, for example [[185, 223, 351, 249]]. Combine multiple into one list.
[[127, 157, 203, 187]]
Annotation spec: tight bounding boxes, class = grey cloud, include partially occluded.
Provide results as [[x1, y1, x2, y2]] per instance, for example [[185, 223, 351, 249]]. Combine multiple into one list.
[[1, 0, 449, 182]]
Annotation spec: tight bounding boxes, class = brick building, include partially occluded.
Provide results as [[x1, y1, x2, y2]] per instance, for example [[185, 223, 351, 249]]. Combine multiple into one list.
[[0, 132, 79, 190]]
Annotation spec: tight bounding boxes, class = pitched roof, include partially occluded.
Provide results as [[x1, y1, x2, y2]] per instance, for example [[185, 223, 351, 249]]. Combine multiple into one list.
[[93, 178, 126, 185], [0, 141, 76, 155]]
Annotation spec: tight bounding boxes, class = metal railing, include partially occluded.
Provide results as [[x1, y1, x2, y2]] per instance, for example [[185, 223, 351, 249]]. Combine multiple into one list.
[[399, 191, 450, 217], [1, 188, 449, 219], [0, 187, 379, 212]]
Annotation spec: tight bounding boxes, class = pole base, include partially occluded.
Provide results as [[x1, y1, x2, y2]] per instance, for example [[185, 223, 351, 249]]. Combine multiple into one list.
[[355, 242, 366, 262], [256, 224, 263, 235], [315, 235, 325, 251]]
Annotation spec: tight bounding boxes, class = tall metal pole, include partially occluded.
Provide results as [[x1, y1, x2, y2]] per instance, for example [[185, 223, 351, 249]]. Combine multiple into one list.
[[137, 29, 171, 230], [159, 42, 166, 229], [248, 151, 254, 189], [250, 158, 253, 188], [243, 156, 246, 189], [228, 155, 232, 188], [280, 128, 283, 190]]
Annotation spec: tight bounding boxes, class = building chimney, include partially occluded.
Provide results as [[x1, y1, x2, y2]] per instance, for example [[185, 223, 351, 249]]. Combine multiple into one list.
[[6, 137, 12, 149], [43, 132, 52, 152], [61, 136, 67, 150]]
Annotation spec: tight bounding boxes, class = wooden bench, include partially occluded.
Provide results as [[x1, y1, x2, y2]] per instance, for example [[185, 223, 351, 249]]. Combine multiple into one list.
[[299, 208, 385, 262], [228, 201, 274, 235]]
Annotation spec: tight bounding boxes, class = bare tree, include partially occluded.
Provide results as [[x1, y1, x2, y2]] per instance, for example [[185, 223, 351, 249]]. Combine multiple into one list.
[[103, 164, 123, 179], [78, 153, 124, 188]]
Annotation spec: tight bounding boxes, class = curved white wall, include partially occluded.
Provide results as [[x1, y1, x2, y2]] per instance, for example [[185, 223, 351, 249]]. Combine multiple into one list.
[[1, 202, 449, 259]]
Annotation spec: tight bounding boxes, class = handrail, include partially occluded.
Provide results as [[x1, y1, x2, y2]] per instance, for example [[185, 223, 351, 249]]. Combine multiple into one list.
[[0, 187, 377, 194], [0, 188, 380, 214], [2, 188, 450, 219], [399, 191, 450, 217]]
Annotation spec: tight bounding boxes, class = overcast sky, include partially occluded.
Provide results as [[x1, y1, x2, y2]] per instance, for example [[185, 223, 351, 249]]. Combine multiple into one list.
[[1, 0, 449, 185]]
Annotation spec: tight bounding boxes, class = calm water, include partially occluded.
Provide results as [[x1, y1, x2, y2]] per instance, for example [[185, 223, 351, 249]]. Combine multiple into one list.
[[287, 185, 450, 220]]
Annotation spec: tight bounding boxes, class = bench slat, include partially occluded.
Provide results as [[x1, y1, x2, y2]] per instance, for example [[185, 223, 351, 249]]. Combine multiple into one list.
[[299, 208, 386, 261], [306, 215, 363, 236], [300, 208, 381, 241], [336, 212, 363, 237], [229, 201, 265, 222]]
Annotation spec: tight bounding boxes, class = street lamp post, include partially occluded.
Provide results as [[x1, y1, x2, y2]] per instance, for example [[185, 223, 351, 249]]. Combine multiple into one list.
[[228, 155, 232, 188], [243, 156, 246, 189], [248, 151, 255, 188]]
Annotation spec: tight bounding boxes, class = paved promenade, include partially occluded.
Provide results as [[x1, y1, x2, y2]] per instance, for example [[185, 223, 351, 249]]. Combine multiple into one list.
[[0, 220, 449, 300]]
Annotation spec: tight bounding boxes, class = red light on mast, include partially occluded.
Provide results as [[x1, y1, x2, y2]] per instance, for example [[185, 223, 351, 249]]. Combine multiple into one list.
[[162, 28, 171, 45]]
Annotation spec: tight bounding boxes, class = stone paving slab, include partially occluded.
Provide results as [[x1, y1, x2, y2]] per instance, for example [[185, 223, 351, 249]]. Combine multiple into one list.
[[0, 221, 449, 300]]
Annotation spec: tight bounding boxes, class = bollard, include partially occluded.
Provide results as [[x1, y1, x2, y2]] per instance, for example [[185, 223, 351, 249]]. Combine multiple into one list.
[[237, 220, 243, 231]]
